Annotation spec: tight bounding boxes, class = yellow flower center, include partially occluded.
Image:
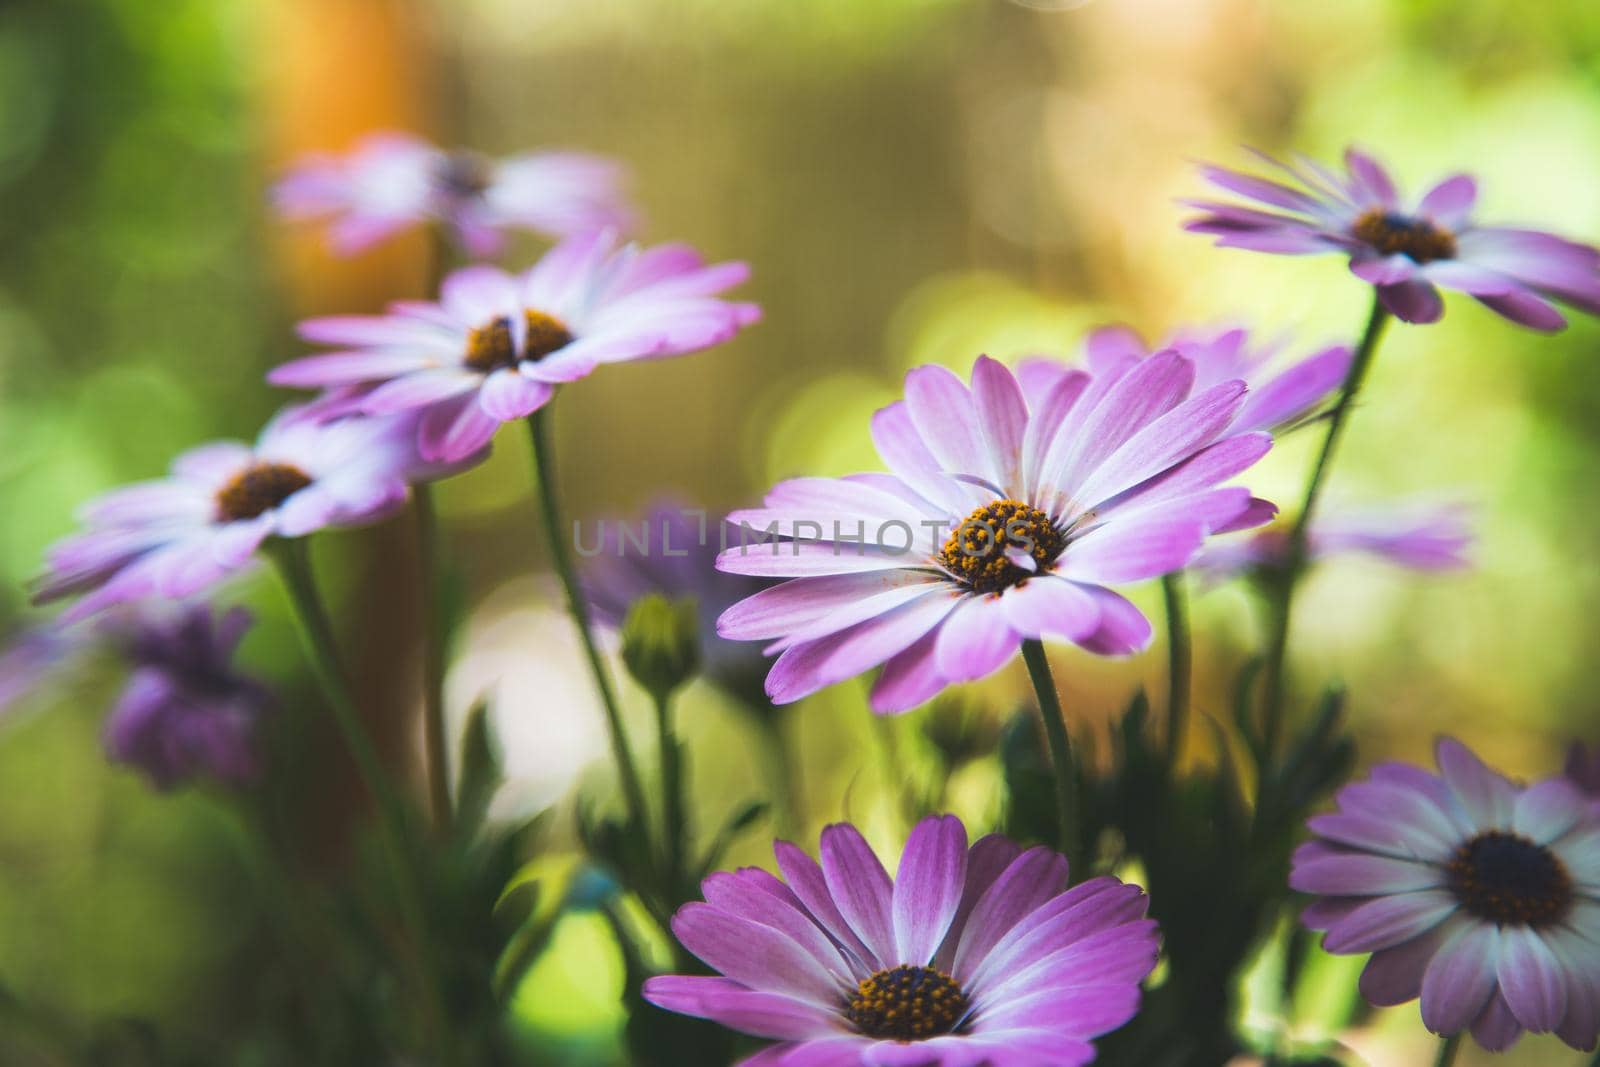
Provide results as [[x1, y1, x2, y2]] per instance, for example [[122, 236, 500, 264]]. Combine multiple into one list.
[[938, 500, 1064, 595], [844, 965, 968, 1041]]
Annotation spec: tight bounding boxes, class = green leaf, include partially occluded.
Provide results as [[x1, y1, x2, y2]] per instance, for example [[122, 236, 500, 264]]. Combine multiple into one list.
[[1232, 657, 1266, 770], [454, 698, 501, 837], [695, 799, 769, 876]]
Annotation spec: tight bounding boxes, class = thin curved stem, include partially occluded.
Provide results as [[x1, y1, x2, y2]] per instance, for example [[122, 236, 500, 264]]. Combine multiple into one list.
[[655, 690, 685, 901], [267, 538, 453, 1062], [753, 710, 801, 837], [413, 483, 453, 833], [269, 538, 403, 818], [524, 408, 649, 834], [1260, 296, 1390, 757], [1161, 572, 1192, 768], [1432, 1032, 1463, 1067], [1020, 640, 1082, 872]]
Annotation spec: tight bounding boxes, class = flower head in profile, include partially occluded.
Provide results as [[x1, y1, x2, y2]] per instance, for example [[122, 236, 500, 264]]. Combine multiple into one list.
[[1028, 323, 1351, 436], [585, 504, 776, 708], [1293, 738, 1600, 1052], [101, 605, 272, 790], [1192, 500, 1474, 584], [270, 231, 760, 463], [1186, 148, 1600, 329], [644, 814, 1159, 1066], [33, 407, 424, 620], [716, 354, 1275, 713], [273, 132, 635, 257]]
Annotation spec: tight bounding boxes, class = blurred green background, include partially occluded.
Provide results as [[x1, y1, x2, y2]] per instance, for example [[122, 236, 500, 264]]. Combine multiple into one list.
[[1, 0, 1599, 1063]]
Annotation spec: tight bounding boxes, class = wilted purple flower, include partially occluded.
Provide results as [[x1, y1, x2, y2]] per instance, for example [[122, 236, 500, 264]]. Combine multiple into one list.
[[0, 606, 271, 790], [716, 354, 1275, 713], [102, 605, 272, 789], [644, 814, 1159, 1065], [34, 406, 424, 620], [273, 132, 635, 257], [269, 231, 760, 463], [1186, 148, 1600, 329], [1566, 743, 1600, 802], [1293, 738, 1600, 1052], [584, 504, 773, 707], [1191, 501, 1474, 582], [1027, 323, 1351, 436]]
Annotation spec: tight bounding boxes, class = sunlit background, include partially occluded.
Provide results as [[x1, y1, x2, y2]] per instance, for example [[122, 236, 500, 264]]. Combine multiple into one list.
[[2, 0, 1598, 1063]]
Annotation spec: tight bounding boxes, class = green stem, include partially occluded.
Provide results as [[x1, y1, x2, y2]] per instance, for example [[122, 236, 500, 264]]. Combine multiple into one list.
[[752, 709, 801, 837], [269, 538, 403, 818], [266, 538, 452, 1061], [1020, 639, 1082, 871], [1259, 296, 1390, 758], [1432, 1032, 1463, 1067], [655, 690, 685, 902], [524, 408, 649, 834], [1161, 572, 1192, 767], [413, 483, 453, 834]]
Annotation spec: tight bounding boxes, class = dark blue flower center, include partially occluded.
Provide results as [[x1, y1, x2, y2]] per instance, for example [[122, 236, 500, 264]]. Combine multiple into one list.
[[215, 463, 312, 522], [939, 500, 1064, 595], [1447, 830, 1573, 927], [1351, 208, 1457, 263], [845, 965, 968, 1041]]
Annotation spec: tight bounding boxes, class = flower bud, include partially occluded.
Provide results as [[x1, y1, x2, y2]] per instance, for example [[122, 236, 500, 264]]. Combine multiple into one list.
[[620, 594, 701, 702]]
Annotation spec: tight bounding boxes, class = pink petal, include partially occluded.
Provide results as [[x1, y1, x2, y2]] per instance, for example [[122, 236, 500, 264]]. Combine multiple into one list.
[[670, 903, 849, 1008], [891, 815, 968, 966], [903, 364, 993, 484], [1417, 174, 1477, 229], [1496, 926, 1567, 1033], [477, 369, 553, 421], [764, 591, 959, 704], [971, 356, 1029, 491], [932, 595, 1023, 684], [1377, 280, 1445, 324], [996, 576, 1101, 642], [641, 976, 839, 1041], [1320, 891, 1456, 954], [1435, 737, 1517, 828], [869, 629, 946, 715], [1420, 924, 1501, 1035], [819, 823, 897, 968]]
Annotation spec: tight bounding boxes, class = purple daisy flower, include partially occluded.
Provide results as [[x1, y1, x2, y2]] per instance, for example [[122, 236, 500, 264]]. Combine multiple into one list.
[[1186, 148, 1600, 329], [1292, 738, 1600, 1052], [643, 814, 1160, 1065], [584, 503, 774, 706], [1026, 323, 1352, 436], [101, 605, 272, 790], [269, 230, 761, 463], [715, 354, 1275, 713], [33, 406, 425, 620], [1191, 500, 1474, 583], [273, 132, 635, 257]]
